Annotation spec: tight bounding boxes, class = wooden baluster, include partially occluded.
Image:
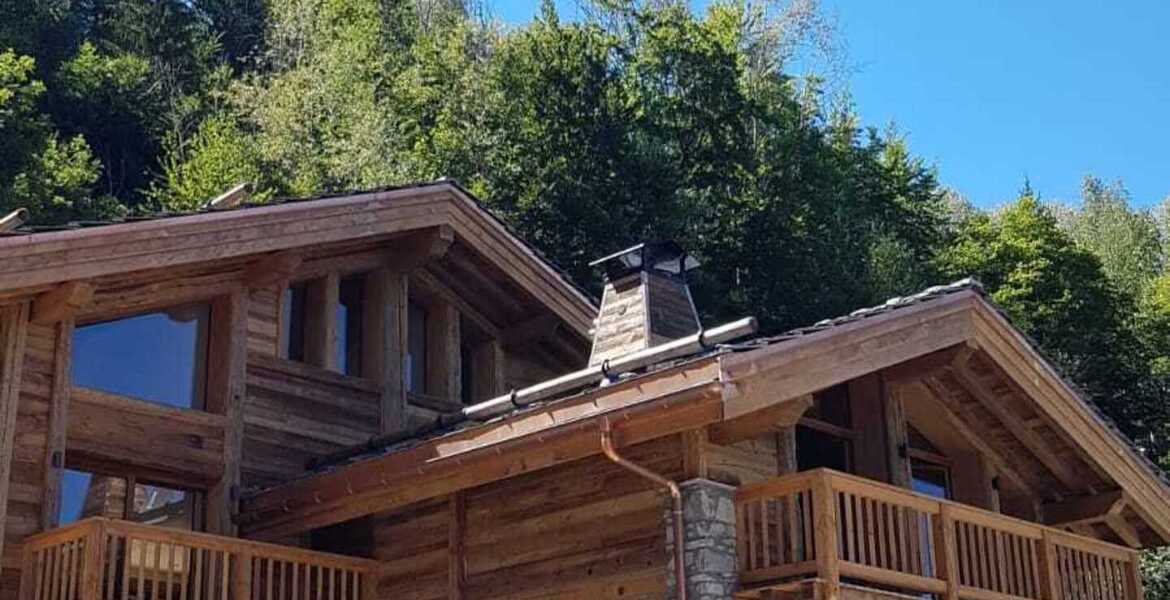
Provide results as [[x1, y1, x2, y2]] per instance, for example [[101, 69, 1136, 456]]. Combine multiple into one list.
[[882, 502, 895, 570], [894, 505, 907, 573], [231, 551, 253, 600], [65, 540, 79, 600], [786, 494, 799, 564], [813, 474, 841, 600], [29, 548, 45, 600], [193, 549, 204, 600], [292, 563, 300, 600], [934, 504, 960, 600], [761, 498, 771, 568], [839, 492, 853, 564], [802, 490, 815, 561]]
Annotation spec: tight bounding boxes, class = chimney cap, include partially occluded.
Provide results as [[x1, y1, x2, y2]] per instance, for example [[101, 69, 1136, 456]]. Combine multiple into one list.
[[589, 240, 700, 281]]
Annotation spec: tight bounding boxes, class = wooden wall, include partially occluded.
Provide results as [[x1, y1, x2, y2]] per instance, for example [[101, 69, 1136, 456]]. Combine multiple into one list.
[[371, 436, 681, 600], [1, 322, 56, 599], [244, 354, 380, 488]]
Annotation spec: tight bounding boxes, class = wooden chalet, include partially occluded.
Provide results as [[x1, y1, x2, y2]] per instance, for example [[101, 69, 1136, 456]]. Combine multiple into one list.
[[0, 180, 1167, 600]]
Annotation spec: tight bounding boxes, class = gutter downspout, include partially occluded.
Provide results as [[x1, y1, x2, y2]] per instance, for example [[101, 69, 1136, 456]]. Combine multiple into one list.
[[599, 418, 687, 600]]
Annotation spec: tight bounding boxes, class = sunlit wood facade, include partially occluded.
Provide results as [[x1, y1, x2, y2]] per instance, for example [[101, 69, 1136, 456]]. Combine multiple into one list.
[[0, 182, 1166, 600]]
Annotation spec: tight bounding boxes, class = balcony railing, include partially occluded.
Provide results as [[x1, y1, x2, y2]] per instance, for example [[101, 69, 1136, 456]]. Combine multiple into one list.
[[19, 518, 379, 600], [736, 469, 1144, 600]]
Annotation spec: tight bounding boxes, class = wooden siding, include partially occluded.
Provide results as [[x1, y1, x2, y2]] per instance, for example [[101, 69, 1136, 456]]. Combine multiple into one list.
[[372, 436, 680, 600], [1, 322, 54, 599], [243, 355, 380, 488]]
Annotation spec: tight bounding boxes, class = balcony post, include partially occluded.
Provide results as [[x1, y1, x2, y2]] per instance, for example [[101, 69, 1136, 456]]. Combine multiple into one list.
[[933, 505, 960, 600], [81, 520, 108, 600], [1124, 551, 1144, 600], [1037, 531, 1061, 600], [232, 550, 254, 600], [813, 472, 840, 600]]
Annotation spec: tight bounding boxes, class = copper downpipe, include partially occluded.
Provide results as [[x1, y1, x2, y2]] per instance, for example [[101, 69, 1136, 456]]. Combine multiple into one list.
[[599, 418, 687, 600]]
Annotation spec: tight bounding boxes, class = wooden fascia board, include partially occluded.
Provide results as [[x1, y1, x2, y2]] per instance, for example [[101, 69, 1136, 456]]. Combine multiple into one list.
[[968, 301, 1170, 543], [239, 357, 723, 539], [718, 291, 980, 419], [0, 183, 596, 338]]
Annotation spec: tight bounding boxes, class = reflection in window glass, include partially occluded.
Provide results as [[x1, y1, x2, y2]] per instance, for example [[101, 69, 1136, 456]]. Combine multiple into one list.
[[282, 283, 308, 361], [407, 302, 427, 393], [72, 304, 210, 409], [912, 460, 951, 499], [131, 482, 195, 530], [59, 469, 94, 525], [337, 275, 365, 376]]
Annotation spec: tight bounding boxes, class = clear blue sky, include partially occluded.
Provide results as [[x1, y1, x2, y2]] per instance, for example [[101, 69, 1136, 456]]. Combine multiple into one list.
[[490, 0, 1170, 208]]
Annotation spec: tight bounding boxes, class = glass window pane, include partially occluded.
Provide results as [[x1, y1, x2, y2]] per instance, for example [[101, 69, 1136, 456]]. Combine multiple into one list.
[[337, 275, 365, 376], [407, 302, 427, 393], [912, 461, 951, 499], [282, 283, 308, 361], [72, 304, 210, 409], [131, 481, 195, 530]]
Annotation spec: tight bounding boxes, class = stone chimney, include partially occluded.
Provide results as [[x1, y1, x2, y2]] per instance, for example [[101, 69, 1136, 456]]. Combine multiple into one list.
[[588, 241, 702, 366]]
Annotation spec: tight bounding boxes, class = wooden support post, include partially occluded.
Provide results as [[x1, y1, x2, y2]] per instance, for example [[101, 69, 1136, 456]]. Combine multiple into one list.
[[427, 301, 461, 402], [1037, 531, 1060, 600], [206, 291, 247, 536], [813, 473, 841, 600], [850, 374, 889, 482], [41, 319, 73, 530], [777, 427, 798, 475], [1124, 551, 1145, 600], [80, 520, 108, 600], [470, 339, 506, 403], [0, 301, 29, 561], [681, 428, 709, 480], [934, 505, 960, 600], [232, 550, 254, 599], [364, 269, 409, 434], [884, 383, 912, 488], [305, 273, 340, 371], [449, 492, 467, 600]]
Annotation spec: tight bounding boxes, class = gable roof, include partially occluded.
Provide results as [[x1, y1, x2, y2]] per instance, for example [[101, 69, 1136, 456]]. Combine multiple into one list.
[[238, 280, 1170, 547], [0, 180, 597, 336]]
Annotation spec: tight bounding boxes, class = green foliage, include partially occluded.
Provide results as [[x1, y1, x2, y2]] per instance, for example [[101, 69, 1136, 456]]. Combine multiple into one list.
[[0, 50, 112, 223], [937, 194, 1165, 453], [1061, 176, 1163, 298]]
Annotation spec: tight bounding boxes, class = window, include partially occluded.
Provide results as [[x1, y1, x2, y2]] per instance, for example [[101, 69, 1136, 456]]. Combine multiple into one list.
[[406, 301, 427, 393], [337, 275, 366, 376], [796, 384, 854, 473], [59, 468, 200, 531], [72, 304, 210, 409], [908, 425, 951, 499], [281, 283, 308, 361]]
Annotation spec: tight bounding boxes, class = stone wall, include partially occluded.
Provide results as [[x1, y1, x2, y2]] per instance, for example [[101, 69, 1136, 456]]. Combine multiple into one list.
[[667, 479, 739, 600]]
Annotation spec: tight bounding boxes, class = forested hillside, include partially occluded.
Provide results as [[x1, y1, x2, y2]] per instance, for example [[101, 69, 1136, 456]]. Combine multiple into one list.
[[2, 0, 1170, 588]]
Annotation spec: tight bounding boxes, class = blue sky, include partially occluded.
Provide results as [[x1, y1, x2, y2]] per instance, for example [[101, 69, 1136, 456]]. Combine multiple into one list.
[[490, 0, 1170, 208]]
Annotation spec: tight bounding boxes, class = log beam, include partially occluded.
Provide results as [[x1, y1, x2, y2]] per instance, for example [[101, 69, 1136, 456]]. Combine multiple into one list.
[[243, 251, 302, 288], [31, 281, 94, 325], [1043, 490, 1125, 527], [0, 302, 29, 560]]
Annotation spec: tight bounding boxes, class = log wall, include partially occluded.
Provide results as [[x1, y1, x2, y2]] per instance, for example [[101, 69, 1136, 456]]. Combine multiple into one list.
[[243, 354, 381, 488], [1, 322, 55, 599], [371, 436, 681, 600]]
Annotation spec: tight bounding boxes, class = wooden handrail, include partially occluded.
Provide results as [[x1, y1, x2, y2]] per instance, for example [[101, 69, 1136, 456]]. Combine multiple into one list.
[[736, 469, 1143, 600], [21, 517, 379, 600]]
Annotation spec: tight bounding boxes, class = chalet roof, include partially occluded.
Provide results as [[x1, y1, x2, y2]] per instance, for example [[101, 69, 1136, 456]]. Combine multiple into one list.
[[277, 277, 1164, 491], [2, 178, 595, 303]]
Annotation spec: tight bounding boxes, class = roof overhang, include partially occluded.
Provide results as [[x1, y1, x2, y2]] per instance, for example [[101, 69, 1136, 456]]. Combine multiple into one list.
[[238, 289, 1170, 546], [0, 182, 597, 336]]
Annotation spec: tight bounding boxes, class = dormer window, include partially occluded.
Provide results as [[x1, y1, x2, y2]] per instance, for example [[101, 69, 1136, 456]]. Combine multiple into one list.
[[337, 275, 366, 376], [406, 301, 427, 393]]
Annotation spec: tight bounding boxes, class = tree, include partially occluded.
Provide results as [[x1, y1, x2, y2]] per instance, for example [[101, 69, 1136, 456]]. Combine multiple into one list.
[[0, 50, 115, 224], [1060, 176, 1162, 299], [936, 193, 1165, 455]]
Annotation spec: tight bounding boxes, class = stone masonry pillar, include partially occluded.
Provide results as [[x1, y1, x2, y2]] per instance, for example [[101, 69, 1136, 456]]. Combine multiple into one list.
[[667, 479, 738, 600]]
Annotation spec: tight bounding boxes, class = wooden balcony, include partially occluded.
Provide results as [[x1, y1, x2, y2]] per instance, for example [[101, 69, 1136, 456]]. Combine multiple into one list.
[[735, 469, 1144, 600], [19, 518, 378, 600]]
